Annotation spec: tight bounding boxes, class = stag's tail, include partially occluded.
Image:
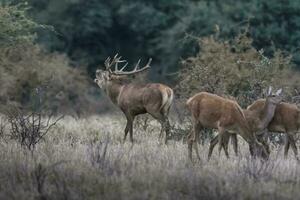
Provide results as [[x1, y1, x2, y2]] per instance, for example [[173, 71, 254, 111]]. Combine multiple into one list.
[[160, 87, 174, 114]]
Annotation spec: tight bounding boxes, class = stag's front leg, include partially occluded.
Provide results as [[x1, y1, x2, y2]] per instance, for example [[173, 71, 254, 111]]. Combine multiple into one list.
[[129, 116, 135, 143]]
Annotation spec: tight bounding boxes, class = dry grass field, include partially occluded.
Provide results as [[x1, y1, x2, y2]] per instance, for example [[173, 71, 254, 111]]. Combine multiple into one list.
[[0, 114, 299, 200]]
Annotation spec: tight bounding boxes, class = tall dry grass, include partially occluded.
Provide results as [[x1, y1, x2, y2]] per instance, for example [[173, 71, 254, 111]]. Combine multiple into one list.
[[0, 114, 299, 200]]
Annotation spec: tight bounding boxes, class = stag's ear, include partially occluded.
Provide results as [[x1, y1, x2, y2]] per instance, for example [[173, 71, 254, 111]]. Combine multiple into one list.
[[276, 88, 283, 96], [95, 69, 102, 76]]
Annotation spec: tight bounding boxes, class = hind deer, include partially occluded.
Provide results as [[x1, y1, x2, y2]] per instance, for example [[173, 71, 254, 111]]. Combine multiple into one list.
[[208, 87, 283, 160], [94, 54, 174, 144], [186, 92, 269, 161], [245, 99, 300, 160]]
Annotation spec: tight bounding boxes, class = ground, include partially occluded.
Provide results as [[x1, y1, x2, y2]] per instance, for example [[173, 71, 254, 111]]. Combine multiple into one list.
[[0, 115, 299, 200]]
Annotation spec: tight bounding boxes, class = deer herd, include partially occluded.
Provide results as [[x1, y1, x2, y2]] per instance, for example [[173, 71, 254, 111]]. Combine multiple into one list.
[[95, 54, 300, 162]]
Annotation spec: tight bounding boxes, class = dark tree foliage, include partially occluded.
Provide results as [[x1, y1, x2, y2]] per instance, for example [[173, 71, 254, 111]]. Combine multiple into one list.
[[2, 0, 300, 114], [20, 0, 300, 81]]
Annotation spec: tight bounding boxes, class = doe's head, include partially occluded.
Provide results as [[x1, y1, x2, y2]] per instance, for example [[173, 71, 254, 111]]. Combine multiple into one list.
[[266, 86, 283, 105]]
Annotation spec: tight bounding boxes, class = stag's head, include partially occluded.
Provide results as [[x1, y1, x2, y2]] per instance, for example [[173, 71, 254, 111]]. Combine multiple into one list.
[[265, 86, 283, 105], [94, 54, 152, 89]]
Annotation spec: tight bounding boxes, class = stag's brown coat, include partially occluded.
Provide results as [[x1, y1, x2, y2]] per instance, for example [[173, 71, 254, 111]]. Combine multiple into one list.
[[95, 55, 173, 144]]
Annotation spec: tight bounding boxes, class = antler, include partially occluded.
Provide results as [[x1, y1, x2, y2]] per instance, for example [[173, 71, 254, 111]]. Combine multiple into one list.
[[104, 54, 126, 74], [104, 54, 151, 75]]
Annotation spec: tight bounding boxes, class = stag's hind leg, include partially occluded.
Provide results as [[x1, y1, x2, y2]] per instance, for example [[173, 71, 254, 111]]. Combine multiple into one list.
[[148, 111, 171, 144], [163, 116, 171, 144]]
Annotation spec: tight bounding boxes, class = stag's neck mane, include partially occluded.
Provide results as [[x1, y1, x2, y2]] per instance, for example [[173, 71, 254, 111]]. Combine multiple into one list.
[[105, 81, 124, 105]]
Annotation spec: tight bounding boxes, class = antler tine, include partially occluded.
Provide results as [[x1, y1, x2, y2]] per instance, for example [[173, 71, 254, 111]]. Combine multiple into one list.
[[104, 57, 111, 70], [115, 57, 119, 71], [146, 58, 152, 67], [134, 59, 141, 71], [120, 62, 128, 72], [111, 58, 151, 75]]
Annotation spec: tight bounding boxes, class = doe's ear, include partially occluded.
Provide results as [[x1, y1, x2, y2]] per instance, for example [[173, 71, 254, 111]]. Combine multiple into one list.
[[275, 88, 283, 96], [267, 86, 273, 96]]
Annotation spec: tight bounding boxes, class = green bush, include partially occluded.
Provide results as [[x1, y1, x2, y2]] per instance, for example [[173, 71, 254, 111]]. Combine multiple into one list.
[[176, 28, 299, 107]]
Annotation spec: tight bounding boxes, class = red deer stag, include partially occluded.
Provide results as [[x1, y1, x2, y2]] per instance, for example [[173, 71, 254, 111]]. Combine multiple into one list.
[[94, 54, 174, 144], [245, 99, 300, 160], [208, 87, 283, 159], [186, 92, 268, 161]]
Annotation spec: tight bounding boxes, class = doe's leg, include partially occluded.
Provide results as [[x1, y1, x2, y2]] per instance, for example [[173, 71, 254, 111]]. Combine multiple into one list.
[[208, 134, 218, 160], [222, 133, 230, 159], [188, 120, 201, 162], [231, 134, 238, 156], [284, 134, 290, 159]]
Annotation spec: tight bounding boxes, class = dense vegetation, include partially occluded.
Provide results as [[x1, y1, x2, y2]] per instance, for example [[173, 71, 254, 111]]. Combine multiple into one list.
[[25, 0, 300, 79], [0, 3, 104, 115], [176, 29, 299, 107], [2, 0, 300, 112], [1, 2, 300, 199]]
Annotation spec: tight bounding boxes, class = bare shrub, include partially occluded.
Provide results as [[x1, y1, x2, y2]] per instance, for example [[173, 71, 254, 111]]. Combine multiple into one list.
[[5, 106, 62, 151], [4, 88, 63, 151]]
